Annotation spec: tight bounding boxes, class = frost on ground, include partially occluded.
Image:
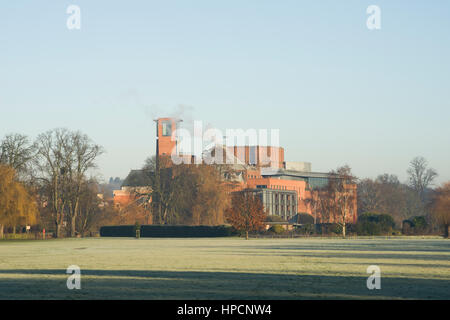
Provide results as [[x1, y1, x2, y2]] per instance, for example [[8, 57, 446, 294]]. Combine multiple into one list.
[[0, 237, 449, 299]]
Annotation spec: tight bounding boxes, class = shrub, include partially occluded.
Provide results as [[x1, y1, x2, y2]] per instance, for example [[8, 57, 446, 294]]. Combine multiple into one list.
[[356, 221, 381, 235], [268, 224, 285, 234], [346, 223, 357, 235], [411, 216, 428, 234], [356, 212, 395, 236], [296, 223, 315, 235], [316, 223, 342, 235], [402, 216, 429, 235], [402, 220, 414, 235], [329, 223, 343, 235]]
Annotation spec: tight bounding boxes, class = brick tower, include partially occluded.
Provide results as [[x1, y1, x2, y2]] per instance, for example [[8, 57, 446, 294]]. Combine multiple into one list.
[[155, 117, 178, 157]]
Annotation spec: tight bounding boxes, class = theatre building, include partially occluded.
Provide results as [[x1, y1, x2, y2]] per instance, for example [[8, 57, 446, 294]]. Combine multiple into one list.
[[114, 117, 357, 224]]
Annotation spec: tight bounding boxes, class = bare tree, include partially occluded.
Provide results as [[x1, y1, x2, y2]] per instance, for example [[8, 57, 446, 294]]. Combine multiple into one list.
[[142, 156, 231, 225], [323, 165, 357, 238], [357, 178, 383, 214], [151, 157, 181, 224], [0, 133, 35, 180], [304, 189, 322, 224], [407, 156, 437, 202], [34, 129, 103, 237], [34, 129, 69, 238], [357, 173, 425, 227], [76, 179, 115, 236], [64, 132, 104, 237], [142, 156, 157, 172]]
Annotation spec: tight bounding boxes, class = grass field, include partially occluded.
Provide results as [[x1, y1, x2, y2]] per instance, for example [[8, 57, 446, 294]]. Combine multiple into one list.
[[0, 237, 449, 299]]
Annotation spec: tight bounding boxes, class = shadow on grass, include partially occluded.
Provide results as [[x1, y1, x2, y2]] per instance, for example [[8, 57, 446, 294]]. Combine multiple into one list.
[[238, 241, 450, 254], [214, 251, 450, 262], [217, 240, 450, 262], [0, 269, 449, 300]]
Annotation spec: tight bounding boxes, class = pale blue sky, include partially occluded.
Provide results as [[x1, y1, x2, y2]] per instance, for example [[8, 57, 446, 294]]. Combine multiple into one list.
[[1, 1, 449, 184]]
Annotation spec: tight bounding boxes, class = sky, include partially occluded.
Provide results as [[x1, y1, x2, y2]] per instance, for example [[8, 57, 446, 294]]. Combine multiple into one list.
[[1, 1, 449, 184]]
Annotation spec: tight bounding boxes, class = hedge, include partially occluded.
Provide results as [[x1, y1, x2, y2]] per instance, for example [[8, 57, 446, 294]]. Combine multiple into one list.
[[100, 225, 236, 238], [356, 212, 395, 236], [100, 225, 136, 237]]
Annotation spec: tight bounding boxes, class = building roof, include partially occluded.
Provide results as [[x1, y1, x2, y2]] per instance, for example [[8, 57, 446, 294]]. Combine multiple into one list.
[[260, 167, 331, 179], [260, 168, 334, 189]]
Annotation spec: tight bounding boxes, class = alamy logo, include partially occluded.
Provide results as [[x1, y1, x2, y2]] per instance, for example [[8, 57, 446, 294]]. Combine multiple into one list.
[[66, 265, 81, 290], [366, 265, 381, 290], [366, 5, 381, 30], [169, 121, 280, 167], [67, 5, 81, 30]]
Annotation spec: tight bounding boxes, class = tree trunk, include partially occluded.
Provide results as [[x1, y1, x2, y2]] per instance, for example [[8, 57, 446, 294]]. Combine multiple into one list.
[[163, 207, 169, 224], [71, 215, 77, 237], [246, 230, 249, 240], [56, 222, 62, 238], [0, 225, 3, 239], [342, 198, 347, 239], [342, 222, 346, 238], [71, 199, 80, 237], [444, 224, 449, 239]]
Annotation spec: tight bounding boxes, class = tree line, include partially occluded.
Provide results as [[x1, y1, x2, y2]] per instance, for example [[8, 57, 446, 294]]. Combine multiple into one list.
[[288, 159, 449, 238], [0, 130, 263, 238], [356, 156, 447, 234], [0, 130, 110, 238]]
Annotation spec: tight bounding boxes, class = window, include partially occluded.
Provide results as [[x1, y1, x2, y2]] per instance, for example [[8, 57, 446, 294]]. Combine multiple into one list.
[[162, 121, 172, 136], [249, 146, 257, 165]]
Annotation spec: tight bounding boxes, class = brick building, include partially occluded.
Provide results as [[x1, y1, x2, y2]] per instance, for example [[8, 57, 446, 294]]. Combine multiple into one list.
[[114, 117, 357, 224]]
